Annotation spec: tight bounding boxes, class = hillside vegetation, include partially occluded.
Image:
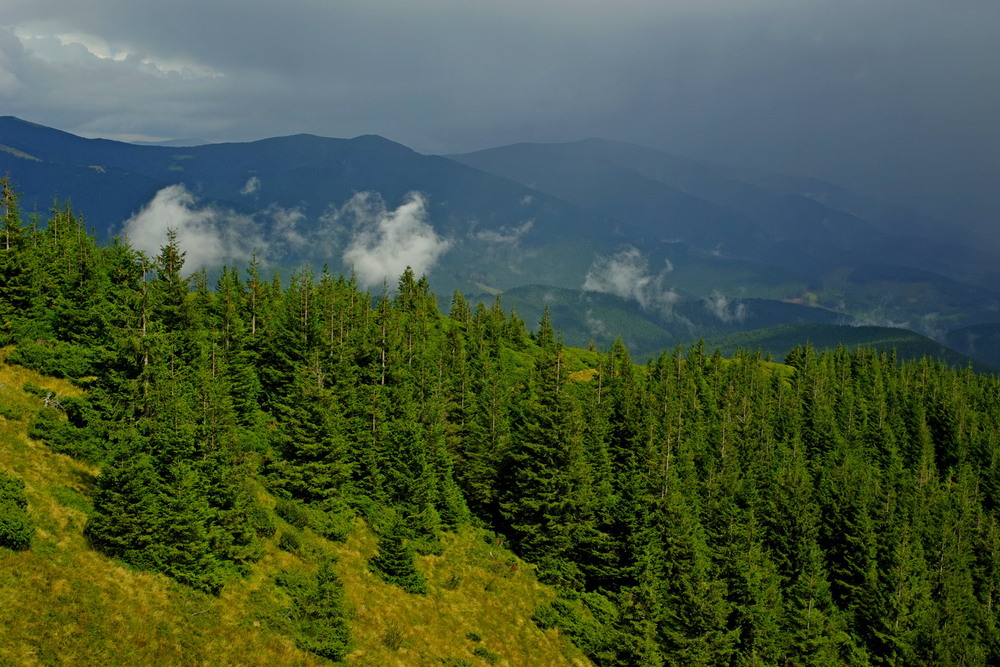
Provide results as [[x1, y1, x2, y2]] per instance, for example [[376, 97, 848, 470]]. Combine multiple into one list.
[[0, 353, 585, 666], [1, 178, 999, 665]]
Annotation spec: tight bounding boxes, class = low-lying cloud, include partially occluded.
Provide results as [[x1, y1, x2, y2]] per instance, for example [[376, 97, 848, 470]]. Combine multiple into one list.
[[582, 246, 680, 315], [240, 176, 261, 195], [473, 220, 533, 245], [704, 290, 747, 324], [336, 191, 451, 288], [122, 184, 315, 273], [123, 184, 262, 273], [123, 186, 451, 285]]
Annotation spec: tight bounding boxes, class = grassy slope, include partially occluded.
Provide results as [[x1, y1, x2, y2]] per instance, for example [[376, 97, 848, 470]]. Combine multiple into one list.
[[0, 352, 589, 666]]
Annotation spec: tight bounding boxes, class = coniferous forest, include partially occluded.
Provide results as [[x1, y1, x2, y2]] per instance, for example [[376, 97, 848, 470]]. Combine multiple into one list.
[[2, 176, 1000, 665]]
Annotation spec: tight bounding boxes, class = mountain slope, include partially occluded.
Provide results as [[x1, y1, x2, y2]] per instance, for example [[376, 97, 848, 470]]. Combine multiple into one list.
[[4, 116, 999, 364], [0, 351, 588, 666]]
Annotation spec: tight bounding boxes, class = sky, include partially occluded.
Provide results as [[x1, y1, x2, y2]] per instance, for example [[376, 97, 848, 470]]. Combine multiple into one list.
[[1, 0, 998, 242]]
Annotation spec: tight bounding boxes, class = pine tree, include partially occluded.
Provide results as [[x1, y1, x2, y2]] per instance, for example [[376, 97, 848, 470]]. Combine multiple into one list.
[[370, 516, 428, 594]]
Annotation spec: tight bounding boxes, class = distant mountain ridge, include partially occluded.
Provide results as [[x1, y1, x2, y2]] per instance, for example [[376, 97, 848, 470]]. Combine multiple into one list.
[[3, 115, 998, 369]]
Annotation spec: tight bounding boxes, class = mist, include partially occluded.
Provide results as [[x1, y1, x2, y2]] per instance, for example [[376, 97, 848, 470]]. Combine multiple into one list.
[[582, 247, 680, 317], [337, 191, 452, 288]]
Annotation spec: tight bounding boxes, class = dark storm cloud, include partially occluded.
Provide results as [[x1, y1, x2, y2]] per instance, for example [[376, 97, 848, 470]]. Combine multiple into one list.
[[1, 1, 998, 241]]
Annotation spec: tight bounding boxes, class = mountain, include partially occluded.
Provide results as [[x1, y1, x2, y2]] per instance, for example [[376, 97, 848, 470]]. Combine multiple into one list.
[[3, 116, 999, 367], [703, 323, 996, 373], [450, 138, 1000, 291], [450, 139, 1000, 362]]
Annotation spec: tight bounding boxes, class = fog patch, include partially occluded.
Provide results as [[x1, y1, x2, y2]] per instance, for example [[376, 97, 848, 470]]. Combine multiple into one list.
[[123, 184, 262, 274], [265, 204, 311, 258], [704, 291, 747, 324], [336, 191, 451, 287], [583, 247, 680, 316], [240, 176, 260, 195], [473, 220, 534, 245], [585, 309, 608, 338]]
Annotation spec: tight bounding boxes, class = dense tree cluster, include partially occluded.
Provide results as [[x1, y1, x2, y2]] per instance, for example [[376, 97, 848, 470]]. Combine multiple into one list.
[[2, 178, 999, 664]]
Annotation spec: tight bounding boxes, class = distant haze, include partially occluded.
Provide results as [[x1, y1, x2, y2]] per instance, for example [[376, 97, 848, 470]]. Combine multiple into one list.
[[2, 1, 998, 248]]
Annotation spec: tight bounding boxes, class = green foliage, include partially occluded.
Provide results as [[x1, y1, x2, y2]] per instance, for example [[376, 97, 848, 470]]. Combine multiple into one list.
[[274, 498, 309, 529], [4, 184, 1000, 665], [0, 470, 33, 550], [370, 520, 428, 595], [278, 530, 302, 554], [0, 402, 26, 420], [274, 559, 351, 661], [7, 339, 97, 379], [27, 404, 104, 464], [471, 645, 500, 663]]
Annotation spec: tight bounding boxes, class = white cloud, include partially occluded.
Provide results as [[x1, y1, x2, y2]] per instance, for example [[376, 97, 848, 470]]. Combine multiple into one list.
[[585, 309, 608, 337], [122, 184, 262, 273], [265, 204, 311, 258], [240, 175, 260, 195], [582, 246, 679, 315], [703, 290, 747, 323], [473, 219, 533, 244], [16, 26, 222, 79], [337, 191, 451, 287]]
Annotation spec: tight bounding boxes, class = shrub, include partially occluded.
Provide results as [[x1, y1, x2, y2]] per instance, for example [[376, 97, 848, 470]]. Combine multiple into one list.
[[370, 523, 428, 595], [306, 502, 353, 542], [0, 471, 32, 550], [0, 472, 28, 510], [0, 509, 33, 550], [27, 406, 104, 463], [8, 339, 96, 379], [472, 646, 500, 664], [274, 498, 308, 529], [278, 530, 301, 554], [0, 403, 26, 420], [275, 559, 351, 661]]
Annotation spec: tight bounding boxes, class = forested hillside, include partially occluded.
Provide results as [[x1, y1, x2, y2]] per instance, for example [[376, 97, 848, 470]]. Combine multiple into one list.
[[2, 177, 999, 665]]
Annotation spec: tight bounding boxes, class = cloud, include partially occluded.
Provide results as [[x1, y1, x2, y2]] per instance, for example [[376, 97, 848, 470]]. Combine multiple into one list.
[[240, 175, 260, 195], [122, 184, 263, 273], [703, 290, 747, 324], [585, 309, 608, 338], [336, 191, 451, 287], [3, 1, 1000, 246], [472, 220, 533, 245], [582, 246, 679, 315]]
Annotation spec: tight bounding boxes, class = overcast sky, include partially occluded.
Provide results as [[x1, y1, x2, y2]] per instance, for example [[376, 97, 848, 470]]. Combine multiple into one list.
[[1, 0, 998, 240]]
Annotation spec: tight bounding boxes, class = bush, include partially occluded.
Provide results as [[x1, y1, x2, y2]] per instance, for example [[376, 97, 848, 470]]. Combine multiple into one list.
[[370, 524, 428, 595], [0, 403, 26, 421], [27, 406, 104, 463], [275, 560, 351, 661], [0, 471, 32, 551], [0, 472, 28, 510], [8, 339, 96, 378], [274, 498, 309, 529], [306, 501, 353, 542], [245, 501, 276, 538], [278, 530, 302, 554], [472, 646, 500, 664]]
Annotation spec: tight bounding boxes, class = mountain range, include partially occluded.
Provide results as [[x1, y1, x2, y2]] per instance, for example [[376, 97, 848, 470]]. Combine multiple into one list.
[[2, 115, 998, 367]]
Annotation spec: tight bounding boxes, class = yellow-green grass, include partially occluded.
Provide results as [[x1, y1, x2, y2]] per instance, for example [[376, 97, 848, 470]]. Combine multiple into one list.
[[334, 525, 587, 666], [0, 353, 589, 666]]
